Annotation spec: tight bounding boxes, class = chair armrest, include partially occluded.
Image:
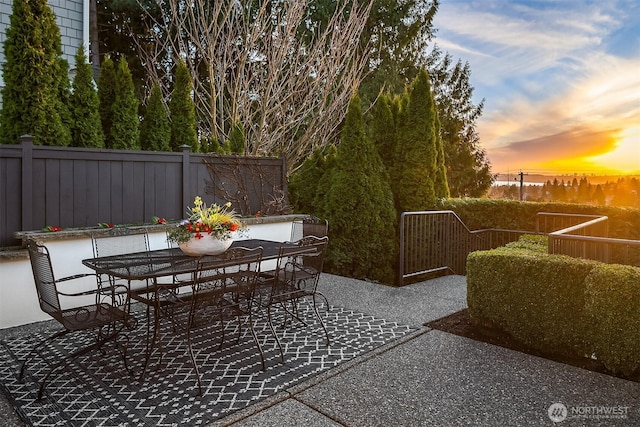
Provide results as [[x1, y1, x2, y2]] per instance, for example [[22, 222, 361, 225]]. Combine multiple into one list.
[[55, 273, 124, 298]]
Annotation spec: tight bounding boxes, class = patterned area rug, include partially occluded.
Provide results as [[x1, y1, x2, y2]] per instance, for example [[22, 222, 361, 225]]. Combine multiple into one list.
[[0, 301, 414, 426]]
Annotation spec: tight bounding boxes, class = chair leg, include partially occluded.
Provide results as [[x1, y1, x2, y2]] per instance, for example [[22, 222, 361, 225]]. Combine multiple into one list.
[[278, 299, 307, 328], [37, 324, 124, 400], [18, 329, 70, 381], [311, 292, 331, 346], [266, 305, 285, 363], [246, 310, 266, 370]]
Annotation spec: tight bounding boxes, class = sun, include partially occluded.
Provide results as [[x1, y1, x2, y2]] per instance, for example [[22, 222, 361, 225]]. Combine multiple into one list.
[[585, 126, 640, 174]]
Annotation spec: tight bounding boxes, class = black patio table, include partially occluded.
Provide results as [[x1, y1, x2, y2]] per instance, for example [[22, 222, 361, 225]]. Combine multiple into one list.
[[82, 238, 296, 281], [81, 238, 304, 382]]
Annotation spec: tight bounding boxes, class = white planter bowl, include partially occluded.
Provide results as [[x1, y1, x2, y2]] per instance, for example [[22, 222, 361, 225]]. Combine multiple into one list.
[[178, 234, 233, 256]]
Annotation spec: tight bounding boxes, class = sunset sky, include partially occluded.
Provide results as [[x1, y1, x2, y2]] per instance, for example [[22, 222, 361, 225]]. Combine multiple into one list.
[[432, 0, 640, 176]]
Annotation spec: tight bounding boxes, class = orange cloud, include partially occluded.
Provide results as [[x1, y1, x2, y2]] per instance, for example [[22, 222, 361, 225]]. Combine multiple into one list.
[[488, 126, 623, 173]]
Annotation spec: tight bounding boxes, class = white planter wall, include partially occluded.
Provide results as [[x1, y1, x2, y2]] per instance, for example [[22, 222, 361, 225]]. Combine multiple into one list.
[[0, 220, 294, 329]]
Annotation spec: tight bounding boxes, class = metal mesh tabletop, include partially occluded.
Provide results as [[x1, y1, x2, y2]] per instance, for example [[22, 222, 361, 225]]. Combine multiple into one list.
[[82, 239, 294, 280]]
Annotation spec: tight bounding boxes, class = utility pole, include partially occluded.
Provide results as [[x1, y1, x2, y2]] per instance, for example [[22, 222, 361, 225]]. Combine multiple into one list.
[[516, 170, 528, 201]]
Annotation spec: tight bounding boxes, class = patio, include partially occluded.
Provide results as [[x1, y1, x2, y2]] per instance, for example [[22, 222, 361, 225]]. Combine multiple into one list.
[[2, 273, 639, 426]]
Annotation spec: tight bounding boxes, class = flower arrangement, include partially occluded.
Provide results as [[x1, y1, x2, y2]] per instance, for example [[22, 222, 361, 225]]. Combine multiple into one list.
[[167, 196, 245, 244]]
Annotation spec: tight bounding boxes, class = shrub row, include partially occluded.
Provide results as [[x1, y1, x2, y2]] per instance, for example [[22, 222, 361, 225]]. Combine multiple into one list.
[[467, 236, 640, 376], [439, 198, 640, 240]]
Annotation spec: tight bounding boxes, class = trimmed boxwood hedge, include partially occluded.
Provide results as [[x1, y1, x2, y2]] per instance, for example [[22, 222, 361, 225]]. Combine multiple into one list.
[[467, 235, 640, 376], [585, 264, 640, 376]]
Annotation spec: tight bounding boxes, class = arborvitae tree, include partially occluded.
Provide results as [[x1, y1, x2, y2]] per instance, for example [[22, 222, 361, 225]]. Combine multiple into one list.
[[70, 45, 104, 148], [201, 137, 226, 154], [320, 95, 396, 284], [289, 147, 332, 214], [57, 58, 73, 141], [169, 60, 198, 152], [368, 93, 398, 173], [0, 0, 70, 145], [228, 122, 245, 154], [110, 58, 140, 149], [433, 114, 450, 199], [98, 56, 116, 148], [140, 83, 170, 151], [391, 69, 442, 211]]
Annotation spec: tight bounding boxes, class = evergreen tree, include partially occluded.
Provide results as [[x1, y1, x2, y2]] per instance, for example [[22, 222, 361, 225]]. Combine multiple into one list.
[[428, 49, 492, 197], [593, 184, 606, 205], [0, 0, 70, 146], [320, 95, 396, 284], [169, 60, 198, 152], [57, 58, 73, 142], [70, 45, 104, 148], [98, 56, 117, 148], [433, 113, 450, 199], [304, 0, 439, 102], [368, 93, 398, 172], [290, 147, 333, 214], [110, 57, 140, 149], [140, 82, 170, 151], [391, 69, 442, 211], [228, 122, 245, 154]]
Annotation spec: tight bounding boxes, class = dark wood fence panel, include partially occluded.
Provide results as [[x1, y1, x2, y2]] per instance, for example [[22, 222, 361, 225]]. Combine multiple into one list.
[[0, 146, 22, 246], [0, 138, 286, 247]]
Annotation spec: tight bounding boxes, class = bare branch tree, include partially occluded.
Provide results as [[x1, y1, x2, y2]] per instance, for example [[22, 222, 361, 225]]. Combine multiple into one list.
[[136, 0, 373, 173]]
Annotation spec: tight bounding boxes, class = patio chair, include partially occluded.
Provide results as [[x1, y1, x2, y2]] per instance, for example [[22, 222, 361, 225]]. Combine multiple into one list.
[[166, 246, 264, 395], [256, 236, 330, 361], [21, 240, 132, 399], [290, 216, 328, 243], [91, 227, 150, 303]]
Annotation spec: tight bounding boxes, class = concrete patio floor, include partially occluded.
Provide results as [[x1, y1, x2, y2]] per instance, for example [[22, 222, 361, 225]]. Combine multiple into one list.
[[2, 273, 639, 426]]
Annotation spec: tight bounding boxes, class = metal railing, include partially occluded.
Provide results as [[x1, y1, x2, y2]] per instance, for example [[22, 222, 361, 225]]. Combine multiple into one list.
[[547, 214, 640, 265], [399, 211, 640, 285], [398, 211, 527, 284], [535, 212, 607, 235]]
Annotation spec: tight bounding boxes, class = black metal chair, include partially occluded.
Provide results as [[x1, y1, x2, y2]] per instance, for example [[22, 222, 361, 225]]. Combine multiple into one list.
[[21, 240, 132, 399], [290, 216, 328, 243], [256, 236, 330, 362], [164, 246, 264, 395], [91, 228, 150, 301]]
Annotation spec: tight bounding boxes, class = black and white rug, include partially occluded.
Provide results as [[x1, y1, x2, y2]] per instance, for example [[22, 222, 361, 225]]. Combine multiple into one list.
[[0, 301, 414, 426]]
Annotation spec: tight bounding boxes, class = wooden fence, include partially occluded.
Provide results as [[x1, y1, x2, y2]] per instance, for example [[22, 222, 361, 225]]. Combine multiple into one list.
[[0, 136, 287, 247]]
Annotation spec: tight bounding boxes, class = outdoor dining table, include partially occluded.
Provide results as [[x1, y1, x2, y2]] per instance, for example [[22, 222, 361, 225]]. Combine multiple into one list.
[[81, 238, 305, 381], [82, 238, 295, 281]]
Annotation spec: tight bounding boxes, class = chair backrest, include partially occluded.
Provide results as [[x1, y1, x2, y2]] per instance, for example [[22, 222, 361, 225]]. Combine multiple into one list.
[[295, 235, 328, 272], [92, 228, 150, 258], [27, 240, 63, 319], [290, 216, 328, 242], [275, 236, 328, 290], [196, 246, 264, 295]]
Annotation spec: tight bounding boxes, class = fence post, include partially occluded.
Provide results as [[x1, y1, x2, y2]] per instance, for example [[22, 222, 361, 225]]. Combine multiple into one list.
[[181, 145, 191, 213], [19, 135, 34, 234]]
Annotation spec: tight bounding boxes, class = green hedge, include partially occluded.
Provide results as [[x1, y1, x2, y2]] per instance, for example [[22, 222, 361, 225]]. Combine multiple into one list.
[[585, 264, 640, 376], [440, 198, 640, 240], [467, 236, 640, 376]]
